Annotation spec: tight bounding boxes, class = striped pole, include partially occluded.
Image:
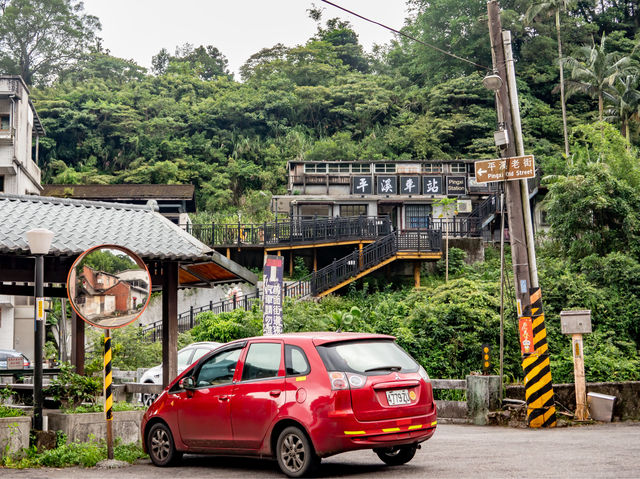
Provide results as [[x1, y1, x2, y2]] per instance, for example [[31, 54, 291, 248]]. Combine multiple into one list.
[[521, 288, 557, 427], [104, 330, 114, 459]]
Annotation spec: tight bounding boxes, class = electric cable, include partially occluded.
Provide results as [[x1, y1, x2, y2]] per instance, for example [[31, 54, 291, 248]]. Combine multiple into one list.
[[320, 0, 492, 71]]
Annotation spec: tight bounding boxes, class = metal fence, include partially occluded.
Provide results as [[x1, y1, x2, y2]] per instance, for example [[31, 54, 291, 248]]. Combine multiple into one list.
[[182, 216, 392, 247]]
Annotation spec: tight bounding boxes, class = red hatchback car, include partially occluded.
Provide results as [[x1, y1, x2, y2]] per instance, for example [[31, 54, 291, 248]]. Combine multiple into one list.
[[141, 332, 437, 477]]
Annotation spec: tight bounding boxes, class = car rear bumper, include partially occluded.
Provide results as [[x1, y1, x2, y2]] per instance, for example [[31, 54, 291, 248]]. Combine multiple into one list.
[[312, 406, 437, 457]]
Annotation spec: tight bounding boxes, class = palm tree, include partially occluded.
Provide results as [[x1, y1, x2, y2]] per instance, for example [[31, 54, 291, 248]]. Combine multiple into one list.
[[605, 73, 640, 144], [564, 34, 631, 122], [525, 0, 575, 157]]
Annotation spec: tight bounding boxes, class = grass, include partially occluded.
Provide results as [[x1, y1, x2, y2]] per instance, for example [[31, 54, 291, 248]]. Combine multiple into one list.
[[2, 435, 147, 468], [60, 402, 145, 414], [0, 405, 26, 418]]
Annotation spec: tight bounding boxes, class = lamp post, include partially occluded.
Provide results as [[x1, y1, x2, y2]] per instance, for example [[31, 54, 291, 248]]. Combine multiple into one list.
[[26, 228, 54, 431]]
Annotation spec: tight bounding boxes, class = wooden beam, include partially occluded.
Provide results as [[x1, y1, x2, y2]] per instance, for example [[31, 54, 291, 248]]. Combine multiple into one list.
[[0, 284, 68, 297], [162, 261, 179, 388], [414, 261, 421, 288], [264, 239, 376, 252], [71, 310, 85, 375]]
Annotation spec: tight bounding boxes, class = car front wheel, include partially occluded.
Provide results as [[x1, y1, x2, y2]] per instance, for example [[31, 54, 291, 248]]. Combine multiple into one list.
[[374, 444, 418, 466], [276, 426, 319, 478], [147, 422, 182, 467]]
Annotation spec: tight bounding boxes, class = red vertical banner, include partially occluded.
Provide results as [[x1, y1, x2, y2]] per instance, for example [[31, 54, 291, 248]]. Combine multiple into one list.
[[519, 317, 534, 355]]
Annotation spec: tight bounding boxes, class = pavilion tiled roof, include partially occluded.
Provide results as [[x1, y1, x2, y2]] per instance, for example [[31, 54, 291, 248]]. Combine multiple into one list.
[[0, 193, 210, 261]]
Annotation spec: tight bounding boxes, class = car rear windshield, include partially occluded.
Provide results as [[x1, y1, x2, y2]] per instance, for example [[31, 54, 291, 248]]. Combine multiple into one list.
[[316, 340, 419, 375]]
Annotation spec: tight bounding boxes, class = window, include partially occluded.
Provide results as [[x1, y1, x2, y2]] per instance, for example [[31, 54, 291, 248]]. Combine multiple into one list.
[[328, 163, 350, 173], [0, 115, 9, 130], [374, 163, 396, 173], [422, 163, 442, 173], [285, 345, 310, 376], [317, 340, 418, 375], [340, 204, 367, 216], [177, 348, 194, 370], [0, 175, 4, 192], [450, 163, 466, 173], [241, 342, 282, 381], [304, 163, 327, 174], [351, 164, 371, 173], [194, 348, 242, 387], [405, 204, 431, 229]]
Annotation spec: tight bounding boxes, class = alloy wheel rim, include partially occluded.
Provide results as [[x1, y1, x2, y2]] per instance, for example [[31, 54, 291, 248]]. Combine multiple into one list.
[[151, 428, 170, 461], [281, 433, 305, 472]]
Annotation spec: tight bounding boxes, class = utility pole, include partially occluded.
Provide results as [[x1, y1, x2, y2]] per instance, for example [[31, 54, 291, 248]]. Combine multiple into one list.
[[487, 1, 557, 428]]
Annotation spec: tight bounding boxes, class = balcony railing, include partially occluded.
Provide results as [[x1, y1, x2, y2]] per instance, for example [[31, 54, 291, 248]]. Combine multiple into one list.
[[183, 216, 392, 247]]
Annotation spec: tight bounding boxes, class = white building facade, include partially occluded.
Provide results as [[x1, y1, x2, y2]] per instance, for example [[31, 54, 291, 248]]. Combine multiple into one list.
[[0, 75, 45, 357]]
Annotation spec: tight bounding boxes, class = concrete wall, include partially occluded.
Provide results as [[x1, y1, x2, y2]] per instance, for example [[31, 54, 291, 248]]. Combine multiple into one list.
[[506, 381, 640, 420], [0, 296, 15, 350], [0, 416, 31, 458], [47, 410, 144, 444], [448, 237, 485, 264]]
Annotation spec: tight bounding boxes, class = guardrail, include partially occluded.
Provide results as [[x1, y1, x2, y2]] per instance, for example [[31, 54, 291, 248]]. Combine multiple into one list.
[[140, 291, 261, 341], [182, 215, 392, 247]]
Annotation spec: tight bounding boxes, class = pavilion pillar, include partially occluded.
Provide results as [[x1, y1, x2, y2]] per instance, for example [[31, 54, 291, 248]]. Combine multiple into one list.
[[70, 309, 85, 375], [162, 261, 179, 387]]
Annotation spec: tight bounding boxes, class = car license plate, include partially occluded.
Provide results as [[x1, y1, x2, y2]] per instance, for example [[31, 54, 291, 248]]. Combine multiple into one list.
[[386, 389, 410, 406]]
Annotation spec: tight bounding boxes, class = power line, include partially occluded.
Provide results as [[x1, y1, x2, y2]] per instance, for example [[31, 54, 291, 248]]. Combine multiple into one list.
[[319, 0, 491, 71]]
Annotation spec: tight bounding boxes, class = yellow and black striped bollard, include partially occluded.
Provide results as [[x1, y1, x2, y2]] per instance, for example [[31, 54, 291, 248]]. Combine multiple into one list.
[[104, 330, 114, 459], [521, 287, 557, 428]]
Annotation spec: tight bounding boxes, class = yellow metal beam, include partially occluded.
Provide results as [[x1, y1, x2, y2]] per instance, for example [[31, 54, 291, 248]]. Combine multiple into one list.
[[265, 240, 376, 252], [396, 252, 442, 260]]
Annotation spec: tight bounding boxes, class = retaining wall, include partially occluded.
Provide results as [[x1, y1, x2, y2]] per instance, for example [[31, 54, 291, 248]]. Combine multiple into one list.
[[506, 381, 640, 420]]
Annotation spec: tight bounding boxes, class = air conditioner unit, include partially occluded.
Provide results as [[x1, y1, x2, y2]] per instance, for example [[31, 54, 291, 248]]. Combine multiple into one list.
[[457, 199, 472, 213]]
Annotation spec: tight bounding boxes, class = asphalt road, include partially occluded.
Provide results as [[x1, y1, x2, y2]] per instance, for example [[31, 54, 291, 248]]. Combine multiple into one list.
[[3, 422, 639, 478]]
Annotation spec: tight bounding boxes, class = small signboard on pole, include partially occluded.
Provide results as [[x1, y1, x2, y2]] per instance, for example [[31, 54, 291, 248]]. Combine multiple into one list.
[[474, 155, 535, 183], [263, 255, 284, 335]]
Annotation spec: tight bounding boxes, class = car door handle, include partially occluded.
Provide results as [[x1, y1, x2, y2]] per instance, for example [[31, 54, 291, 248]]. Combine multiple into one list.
[[218, 395, 229, 402], [269, 389, 282, 398]]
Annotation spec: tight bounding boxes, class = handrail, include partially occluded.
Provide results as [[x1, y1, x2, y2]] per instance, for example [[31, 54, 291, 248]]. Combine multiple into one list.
[[181, 215, 392, 247], [287, 229, 442, 297]]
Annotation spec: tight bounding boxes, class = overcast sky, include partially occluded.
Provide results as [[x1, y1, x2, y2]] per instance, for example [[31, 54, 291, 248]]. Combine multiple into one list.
[[81, 1, 412, 78]]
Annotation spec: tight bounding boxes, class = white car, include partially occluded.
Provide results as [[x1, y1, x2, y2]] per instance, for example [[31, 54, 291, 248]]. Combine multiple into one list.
[[139, 341, 221, 406]]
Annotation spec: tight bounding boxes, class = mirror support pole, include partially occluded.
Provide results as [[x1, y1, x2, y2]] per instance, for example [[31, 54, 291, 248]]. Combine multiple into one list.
[[162, 261, 179, 388]]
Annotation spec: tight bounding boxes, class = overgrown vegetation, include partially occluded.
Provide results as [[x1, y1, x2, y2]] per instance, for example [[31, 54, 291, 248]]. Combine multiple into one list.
[[1, 435, 146, 468], [190, 243, 640, 383]]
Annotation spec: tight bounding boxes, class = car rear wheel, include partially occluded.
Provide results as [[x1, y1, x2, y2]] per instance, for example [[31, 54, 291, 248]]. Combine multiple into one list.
[[147, 422, 182, 467], [276, 426, 319, 478], [375, 444, 418, 466]]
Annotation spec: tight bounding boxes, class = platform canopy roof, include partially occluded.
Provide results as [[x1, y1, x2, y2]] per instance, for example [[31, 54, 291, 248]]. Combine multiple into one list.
[[0, 193, 257, 294]]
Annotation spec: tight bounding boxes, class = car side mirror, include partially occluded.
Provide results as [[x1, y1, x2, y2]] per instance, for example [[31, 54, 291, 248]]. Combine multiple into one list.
[[179, 376, 195, 390]]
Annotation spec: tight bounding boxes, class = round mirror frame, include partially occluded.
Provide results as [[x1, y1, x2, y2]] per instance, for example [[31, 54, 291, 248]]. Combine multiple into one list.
[[66, 244, 152, 329]]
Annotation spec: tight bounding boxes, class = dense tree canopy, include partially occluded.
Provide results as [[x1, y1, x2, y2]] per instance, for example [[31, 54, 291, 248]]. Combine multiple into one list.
[[0, 0, 100, 85]]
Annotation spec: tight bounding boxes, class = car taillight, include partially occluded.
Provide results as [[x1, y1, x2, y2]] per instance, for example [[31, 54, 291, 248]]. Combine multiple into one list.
[[329, 372, 366, 390], [419, 366, 430, 382]]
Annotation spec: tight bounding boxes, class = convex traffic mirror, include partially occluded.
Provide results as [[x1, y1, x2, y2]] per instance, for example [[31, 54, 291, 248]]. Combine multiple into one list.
[[67, 245, 151, 329]]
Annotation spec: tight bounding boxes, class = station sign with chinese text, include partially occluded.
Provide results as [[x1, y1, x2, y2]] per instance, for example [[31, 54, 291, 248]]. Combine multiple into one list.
[[351, 176, 372, 195], [474, 155, 536, 183]]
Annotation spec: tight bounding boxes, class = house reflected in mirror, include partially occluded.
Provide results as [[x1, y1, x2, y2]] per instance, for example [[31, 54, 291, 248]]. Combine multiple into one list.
[[67, 245, 151, 329]]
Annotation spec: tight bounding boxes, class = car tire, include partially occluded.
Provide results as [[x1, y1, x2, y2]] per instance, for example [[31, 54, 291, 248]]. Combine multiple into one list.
[[147, 422, 182, 467], [276, 426, 319, 478], [374, 444, 418, 466]]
